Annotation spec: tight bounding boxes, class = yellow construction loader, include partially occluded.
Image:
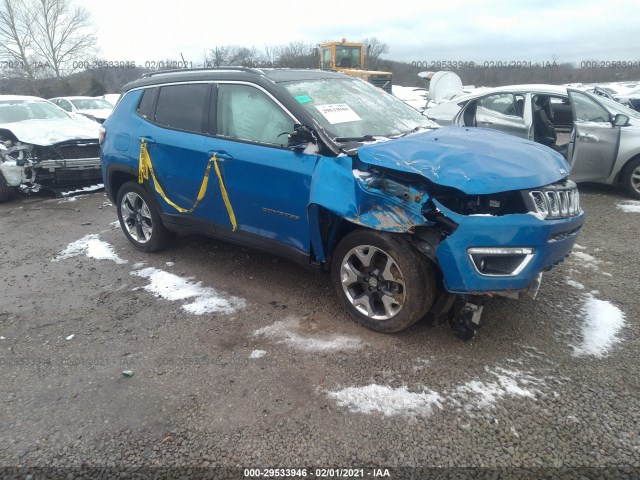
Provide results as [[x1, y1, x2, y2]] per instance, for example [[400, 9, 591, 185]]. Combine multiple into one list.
[[318, 40, 392, 93]]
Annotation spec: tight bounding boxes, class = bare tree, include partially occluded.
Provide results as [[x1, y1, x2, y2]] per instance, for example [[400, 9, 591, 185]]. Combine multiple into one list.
[[0, 0, 39, 93], [277, 41, 314, 68], [361, 37, 389, 67], [29, 0, 96, 82]]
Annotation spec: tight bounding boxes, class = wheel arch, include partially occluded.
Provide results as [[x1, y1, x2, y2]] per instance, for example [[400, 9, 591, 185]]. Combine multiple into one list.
[[106, 164, 137, 201]]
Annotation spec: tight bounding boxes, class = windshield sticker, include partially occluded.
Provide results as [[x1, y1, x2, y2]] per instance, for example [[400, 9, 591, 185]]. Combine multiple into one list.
[[295, 95, 312, 104], [315, 104, 362, 124]]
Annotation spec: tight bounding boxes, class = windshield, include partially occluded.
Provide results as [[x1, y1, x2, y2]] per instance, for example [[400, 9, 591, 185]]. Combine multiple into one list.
[[0, 100, 70, 123], [335, 46, 362, 68], [282, 78, 436, 141], [589, 92, 640, 119], [70, 98, 113, 110]]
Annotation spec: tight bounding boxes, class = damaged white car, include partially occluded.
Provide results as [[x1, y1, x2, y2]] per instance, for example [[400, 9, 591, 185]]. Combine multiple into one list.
[[0, 95, 103, 202]]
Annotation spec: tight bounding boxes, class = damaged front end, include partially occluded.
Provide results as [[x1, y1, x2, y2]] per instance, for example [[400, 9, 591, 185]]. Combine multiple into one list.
[[317, 128, 585, 338], [0, 130, 102, 196]]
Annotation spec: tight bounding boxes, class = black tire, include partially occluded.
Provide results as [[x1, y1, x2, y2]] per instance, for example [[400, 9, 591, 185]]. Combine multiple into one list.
[[621, 157, 640, 200], [116, 181, 173, 252], [0, 171, 14, 203], [330, 229, 436, 333]]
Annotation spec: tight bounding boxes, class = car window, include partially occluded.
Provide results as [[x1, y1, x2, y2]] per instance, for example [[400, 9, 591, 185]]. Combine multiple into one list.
[[70, 98, 113, 110], [0, 100, 69, 122], [154, 84, 208, 133], [479, 93, 517, 116], [216, 84, 294, 146], [571, 91, 611, 123], [137, 88, 157, 120], [59, 100, 72, 112], [282, 78, 434, 139]]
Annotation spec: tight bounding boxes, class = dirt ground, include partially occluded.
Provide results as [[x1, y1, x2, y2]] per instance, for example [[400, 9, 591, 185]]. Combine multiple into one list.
[[0, 183, 639, 479]]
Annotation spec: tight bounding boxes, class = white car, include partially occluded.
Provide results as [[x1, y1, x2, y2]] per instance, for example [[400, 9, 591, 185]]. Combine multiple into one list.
[[49, 96, 114, 123], [425, 84, 640, 199], [0, 95, 102, 201]]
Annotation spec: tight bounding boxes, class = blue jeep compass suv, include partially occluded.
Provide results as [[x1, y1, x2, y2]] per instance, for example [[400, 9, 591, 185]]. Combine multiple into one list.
[[100, 68, 584, 339]]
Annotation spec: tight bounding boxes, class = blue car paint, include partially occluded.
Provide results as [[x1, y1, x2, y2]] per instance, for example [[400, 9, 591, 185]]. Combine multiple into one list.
[[357, 128, 570, 194], [433, 200, 585, 292], [102, 86, 584, 299], [201, 136, 317, 252]]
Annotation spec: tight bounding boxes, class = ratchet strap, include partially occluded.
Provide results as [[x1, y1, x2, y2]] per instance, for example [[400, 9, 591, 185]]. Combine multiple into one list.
[[138, 140, 237, 230]]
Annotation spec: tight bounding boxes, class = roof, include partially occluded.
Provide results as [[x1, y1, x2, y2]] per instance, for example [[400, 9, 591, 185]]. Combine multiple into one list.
[[475, 84, 568, 96], [122, 67, 351, 92], [0, 95, 48, 102], [49, 96, 102, 100]]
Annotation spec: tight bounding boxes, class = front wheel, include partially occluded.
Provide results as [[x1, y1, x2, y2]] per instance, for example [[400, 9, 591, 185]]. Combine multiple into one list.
[[330, 229, 435, 333], [622, 157, 640, 199], [0, 171, 15, 203], [116, 181, 173, 252]]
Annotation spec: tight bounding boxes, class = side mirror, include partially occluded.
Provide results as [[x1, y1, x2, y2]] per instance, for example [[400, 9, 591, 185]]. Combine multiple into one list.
[[613, 113, 629, 127], [287, 124, 317, 151]]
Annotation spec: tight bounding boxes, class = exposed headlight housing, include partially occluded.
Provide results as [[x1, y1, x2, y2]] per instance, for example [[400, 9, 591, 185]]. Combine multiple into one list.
[[467, 247, 535, 276]]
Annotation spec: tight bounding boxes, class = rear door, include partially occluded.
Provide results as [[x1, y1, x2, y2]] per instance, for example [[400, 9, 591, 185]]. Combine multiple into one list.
[[136, 82, 218, 224], [567, 89, 620, 181]]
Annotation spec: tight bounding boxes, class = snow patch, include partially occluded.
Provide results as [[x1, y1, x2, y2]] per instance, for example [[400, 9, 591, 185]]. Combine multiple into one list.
[[253, 316, 364, 352], [572, 294, 625, 358], [61, 183, 104, 196], [616, 201, 640, 213], [132, 267, 245, 315], [66, 334, 74, 341], [166, 262, 175, 266], [452, 367, 543, 409], [326, 384, 443, 416], [565, 279, 585, 290], [327, 365, 549, 417], [249, 350, 266, 359], [53, 234, 127, 264]]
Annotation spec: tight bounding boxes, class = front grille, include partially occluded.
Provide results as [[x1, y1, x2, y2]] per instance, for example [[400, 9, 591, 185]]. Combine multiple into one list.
[[529, 181, 581, 219], [55, 143, 99, 160]]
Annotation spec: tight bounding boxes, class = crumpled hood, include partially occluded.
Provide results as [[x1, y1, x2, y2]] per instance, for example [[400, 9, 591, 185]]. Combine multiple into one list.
[[0, 118, 100, 145], [357, 127, 569, 194]]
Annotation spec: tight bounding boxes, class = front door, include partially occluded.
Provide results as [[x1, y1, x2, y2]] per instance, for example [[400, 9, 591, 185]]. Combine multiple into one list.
[[205, 82, 319, 255], [567, 89, 620, 182]]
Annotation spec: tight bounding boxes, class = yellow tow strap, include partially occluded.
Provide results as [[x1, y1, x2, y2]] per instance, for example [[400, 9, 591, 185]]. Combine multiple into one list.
[[138, 140, 237, 231]]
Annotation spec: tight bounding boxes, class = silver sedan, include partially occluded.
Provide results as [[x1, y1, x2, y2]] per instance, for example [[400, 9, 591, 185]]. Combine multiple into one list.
[[425, 84, 640, 199]]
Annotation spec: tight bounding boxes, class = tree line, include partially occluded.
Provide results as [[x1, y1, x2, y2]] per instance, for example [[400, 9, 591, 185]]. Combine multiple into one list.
[[1, 0, 638, 98]]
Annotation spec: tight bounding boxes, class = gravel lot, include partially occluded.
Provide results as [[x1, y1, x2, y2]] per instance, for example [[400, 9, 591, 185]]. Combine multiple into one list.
[[0, 184, 638, 479]]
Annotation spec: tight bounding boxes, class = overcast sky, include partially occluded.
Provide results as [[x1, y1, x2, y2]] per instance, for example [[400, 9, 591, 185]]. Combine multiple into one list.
[[77, 0, 640, 66]]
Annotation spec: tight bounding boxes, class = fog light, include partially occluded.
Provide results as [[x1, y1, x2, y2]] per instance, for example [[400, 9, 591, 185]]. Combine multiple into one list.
[[468, 247, 535, 276]]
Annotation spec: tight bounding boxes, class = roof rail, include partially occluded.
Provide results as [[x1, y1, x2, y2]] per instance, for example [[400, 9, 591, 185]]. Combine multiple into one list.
[[141, 66, 264, 78]]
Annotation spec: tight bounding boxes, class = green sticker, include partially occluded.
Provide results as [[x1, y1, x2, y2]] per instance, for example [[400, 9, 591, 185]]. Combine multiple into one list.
[[295, 95, 312, 104]]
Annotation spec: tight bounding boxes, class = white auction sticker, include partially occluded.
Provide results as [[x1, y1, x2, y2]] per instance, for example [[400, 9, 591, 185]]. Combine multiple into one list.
[[315, 104, 362, 124]]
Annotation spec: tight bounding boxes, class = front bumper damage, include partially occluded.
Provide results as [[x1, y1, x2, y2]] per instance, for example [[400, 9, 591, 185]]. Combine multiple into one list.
[[0, 139, 102, 194], [432, 199, 584, 296]]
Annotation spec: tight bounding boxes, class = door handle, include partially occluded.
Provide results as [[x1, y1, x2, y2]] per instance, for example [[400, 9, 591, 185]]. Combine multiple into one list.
[[578, 132, 599, 142], [138, 136, 156, 144], [208, 150, 233, 160]]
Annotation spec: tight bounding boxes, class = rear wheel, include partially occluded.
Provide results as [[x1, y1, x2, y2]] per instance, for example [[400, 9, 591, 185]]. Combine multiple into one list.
[[330, 229, 435, 333], [622, 157, 640, 199], [116, 181, 173, 252]]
